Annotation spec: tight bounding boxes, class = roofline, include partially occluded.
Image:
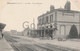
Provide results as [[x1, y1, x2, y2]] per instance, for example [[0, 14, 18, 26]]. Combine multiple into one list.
[[38, 9, 80, 19]]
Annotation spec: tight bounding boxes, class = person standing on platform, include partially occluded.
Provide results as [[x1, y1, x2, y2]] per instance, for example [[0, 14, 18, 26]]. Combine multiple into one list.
[[0, 29, 4, 38], [2, 33, 4, 38]]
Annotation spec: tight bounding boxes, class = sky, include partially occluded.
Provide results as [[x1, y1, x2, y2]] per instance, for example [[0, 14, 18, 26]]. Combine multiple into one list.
[[0, 0, 80, 31]]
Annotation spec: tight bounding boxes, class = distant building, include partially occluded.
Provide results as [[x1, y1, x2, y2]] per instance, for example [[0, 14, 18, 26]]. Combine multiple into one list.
[[23, 28, 31, 36], [17, 31, 23, 36], [37, 1, 80, 39], [3, 31, 10, 35], [10, 30, 17, 35]]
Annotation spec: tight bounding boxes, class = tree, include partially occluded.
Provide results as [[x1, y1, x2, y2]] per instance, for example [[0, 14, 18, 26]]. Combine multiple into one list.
[[69, 25, 78, 38]]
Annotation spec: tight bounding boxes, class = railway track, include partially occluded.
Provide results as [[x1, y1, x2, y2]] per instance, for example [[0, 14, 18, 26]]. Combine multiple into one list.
[[4, 35, 53, 51], [10, 42, 53, 51], [37, 43, 79, 51], [4, 35, 79, 51]]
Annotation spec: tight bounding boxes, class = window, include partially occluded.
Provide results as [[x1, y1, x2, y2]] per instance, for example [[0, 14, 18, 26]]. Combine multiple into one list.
[[46, 16, 48, 23], [42, 17, 44, 24], [50, 15, 53, 22], [39, 18, 41, 24], [38, 19, 40, 24]]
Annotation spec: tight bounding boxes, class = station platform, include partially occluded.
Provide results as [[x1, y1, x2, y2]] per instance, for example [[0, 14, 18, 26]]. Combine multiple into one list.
[[0, 38, 14, 51]]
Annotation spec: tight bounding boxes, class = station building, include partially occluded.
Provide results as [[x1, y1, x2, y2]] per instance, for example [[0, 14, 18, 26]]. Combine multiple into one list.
[[37, 1, 80, 39]]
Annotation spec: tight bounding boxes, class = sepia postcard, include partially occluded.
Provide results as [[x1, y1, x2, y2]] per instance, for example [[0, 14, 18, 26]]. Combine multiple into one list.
[[0, 0, 80, 51]]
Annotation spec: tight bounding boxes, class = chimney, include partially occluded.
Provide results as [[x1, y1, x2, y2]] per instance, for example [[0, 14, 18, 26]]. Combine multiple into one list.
[[50, 5, 55, 11], [64, 1, 71, 10]]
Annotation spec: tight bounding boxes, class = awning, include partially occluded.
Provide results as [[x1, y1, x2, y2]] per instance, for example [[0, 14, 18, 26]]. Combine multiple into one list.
[[36, 28, 57, 31], [0, 23, 6, 29]]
